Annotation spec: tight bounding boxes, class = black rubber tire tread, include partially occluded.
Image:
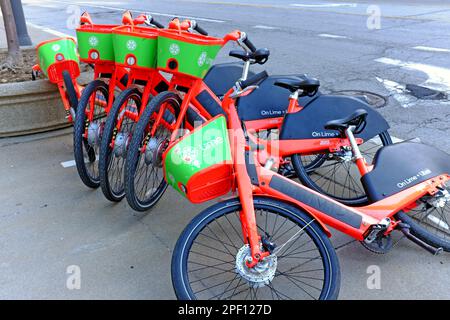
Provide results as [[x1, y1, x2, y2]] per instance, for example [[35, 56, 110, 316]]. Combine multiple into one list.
[[171, 196, 341, 300], [63, 70, 79, 113], [124, 91, 181, 212], [73, 80, 109, 188], [99, 87, 142, 202], [396, 210, 450, 252]]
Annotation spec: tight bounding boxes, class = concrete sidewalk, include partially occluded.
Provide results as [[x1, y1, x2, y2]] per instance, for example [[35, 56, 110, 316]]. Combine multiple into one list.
[[0, 14, 68, 49], [0, 129, 449, 299]]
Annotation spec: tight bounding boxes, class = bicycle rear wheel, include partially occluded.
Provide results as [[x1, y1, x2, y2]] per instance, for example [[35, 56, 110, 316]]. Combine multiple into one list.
[[396, 186, 450, 252], [172, 197, 340, 300], [292, 131, 392, 206]]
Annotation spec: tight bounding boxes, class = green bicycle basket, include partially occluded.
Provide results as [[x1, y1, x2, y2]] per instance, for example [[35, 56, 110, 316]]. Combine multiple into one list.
[[36, 37, 80, 83], [157, 29, 224, 79], [112, 25, 158, 69], [76, 24, 116, 63], [163, 115, 233, 203]]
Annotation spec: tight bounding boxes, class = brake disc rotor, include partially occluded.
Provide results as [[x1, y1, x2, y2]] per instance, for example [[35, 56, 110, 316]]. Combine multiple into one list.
[[235, 245, 277, 288]]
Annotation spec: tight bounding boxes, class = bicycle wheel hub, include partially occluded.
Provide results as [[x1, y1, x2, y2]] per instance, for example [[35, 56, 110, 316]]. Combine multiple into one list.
[[144, 137, 167, 167], [87, 122, 102, 147], [428, 188, 450, 209], [235, 245, 277, 288], [330, 148, 353, 163], [113, 132, 131, 158]]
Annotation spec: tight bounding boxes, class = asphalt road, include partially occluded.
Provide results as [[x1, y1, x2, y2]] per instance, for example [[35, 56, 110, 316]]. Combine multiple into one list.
[[0, 0, 449, 300], [22, 0, 450, 150]]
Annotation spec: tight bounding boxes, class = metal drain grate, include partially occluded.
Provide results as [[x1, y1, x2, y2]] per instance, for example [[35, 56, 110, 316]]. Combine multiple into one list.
[[332, 90, 387, 108]]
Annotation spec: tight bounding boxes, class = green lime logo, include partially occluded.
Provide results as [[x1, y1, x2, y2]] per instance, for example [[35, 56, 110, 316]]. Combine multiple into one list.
[[51, 44, 61, 52], [126, 40, 137, 51], [169, 43, 180, 56], [88, 36, 99, 47], [174, 145, 200, 168], [198, 52, 207, 67]]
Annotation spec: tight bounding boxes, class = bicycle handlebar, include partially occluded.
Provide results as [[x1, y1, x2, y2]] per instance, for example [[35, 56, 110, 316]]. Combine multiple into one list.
[[188, 20, 208, 36], [149, 17, 165, 29], [167, 20, 255, 53], [242, 36, 256, 53]]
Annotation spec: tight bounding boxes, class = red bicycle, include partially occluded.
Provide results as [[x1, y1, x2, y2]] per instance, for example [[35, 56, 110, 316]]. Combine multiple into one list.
[[124, 25, 391, 212], [97, 12, 170, 201], [169, 73, 450, 300], [73, 12, 131, 189], [32, 37, 82, 122], [123, 22, 273, 211], [98, 15, 258, 203]]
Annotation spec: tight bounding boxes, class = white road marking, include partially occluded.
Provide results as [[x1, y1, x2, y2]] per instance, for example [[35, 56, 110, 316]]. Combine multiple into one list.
[[375, 57, 450, 93], [61, 155, 99, 168], [26, 22, 73, 38], [61, 160, 76, 168], [318, 33, 349, 39], [427, 214, 450, 230], [291, 3, 357, 8], [370, 135, 419, 146], [413, 46, 450, 53], [253, 25, 279, 30], [45, 0, 226, 23], [375, 77, 418, 108]]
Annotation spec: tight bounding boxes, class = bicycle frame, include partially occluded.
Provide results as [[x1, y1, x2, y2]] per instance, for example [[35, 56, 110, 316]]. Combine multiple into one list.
[[221, 89, 450, 266], [156, 72, 367, 178], [148, 29, 244, 142], [33, 37, 83, 122]]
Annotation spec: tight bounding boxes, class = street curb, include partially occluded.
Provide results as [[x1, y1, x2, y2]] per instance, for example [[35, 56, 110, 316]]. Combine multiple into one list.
[[0, 71, 91, 138]]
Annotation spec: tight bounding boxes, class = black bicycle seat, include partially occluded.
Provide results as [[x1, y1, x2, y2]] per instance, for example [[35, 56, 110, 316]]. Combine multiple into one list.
[[274, 75, 320, 95], [324, 109, 368, 132], [229, 48, 270, 65]]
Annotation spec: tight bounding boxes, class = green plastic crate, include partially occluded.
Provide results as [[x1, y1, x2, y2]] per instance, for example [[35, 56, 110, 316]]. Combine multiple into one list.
[[112, 25, 158, 69], [76, 24, 116, 63], [157, 29, 223, 79]]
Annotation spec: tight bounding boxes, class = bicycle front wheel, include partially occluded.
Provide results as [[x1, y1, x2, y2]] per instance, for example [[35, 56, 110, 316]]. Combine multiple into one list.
[[73, 80, 109, 188], [99, 88, 142, 202], [124, 91, 181, 212], [172, 197, 340, 300]]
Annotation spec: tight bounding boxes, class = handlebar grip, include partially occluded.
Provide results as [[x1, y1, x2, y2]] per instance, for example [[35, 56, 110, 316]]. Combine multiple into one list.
[[240, 70, 269, 89], [194, 23, 208, 36], [151, 17, 165, 29], [243, 37, 256, 53]]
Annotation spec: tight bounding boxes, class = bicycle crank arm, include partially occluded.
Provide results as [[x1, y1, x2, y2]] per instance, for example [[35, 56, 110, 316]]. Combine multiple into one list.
[[398, 223, 443, 256]]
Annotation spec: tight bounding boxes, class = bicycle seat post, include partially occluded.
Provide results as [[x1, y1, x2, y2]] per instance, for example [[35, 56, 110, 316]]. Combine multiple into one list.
[[345, 126, 369, 175], [287, 90, 300, 113], [241, 59, 251, 81]]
